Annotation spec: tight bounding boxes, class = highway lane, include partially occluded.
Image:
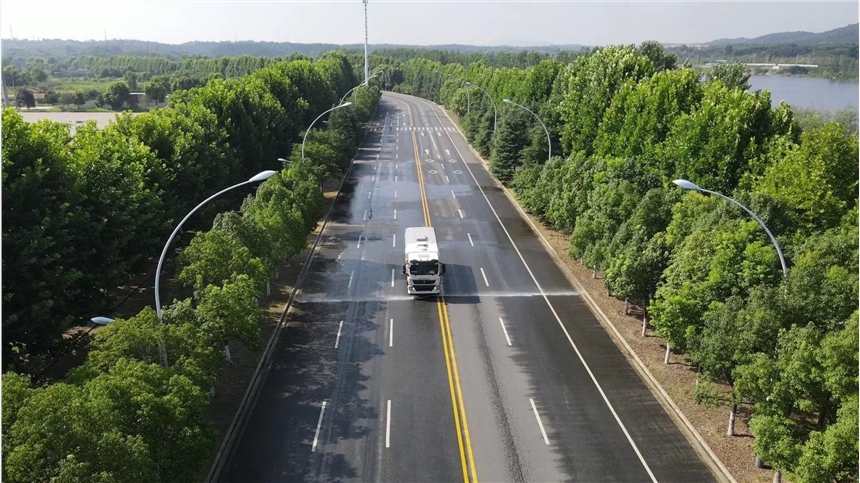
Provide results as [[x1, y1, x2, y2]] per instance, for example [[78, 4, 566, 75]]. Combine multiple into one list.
[[221, 92, 720, 483], [391, 92, 718, 482]]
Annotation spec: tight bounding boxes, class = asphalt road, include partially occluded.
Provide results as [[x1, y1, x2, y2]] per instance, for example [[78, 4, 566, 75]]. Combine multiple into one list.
[[221, 93, 720, 483]]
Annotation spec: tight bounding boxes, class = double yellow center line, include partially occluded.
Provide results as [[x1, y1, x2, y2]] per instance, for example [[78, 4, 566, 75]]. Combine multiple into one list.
[[406, 101, 478, 483]]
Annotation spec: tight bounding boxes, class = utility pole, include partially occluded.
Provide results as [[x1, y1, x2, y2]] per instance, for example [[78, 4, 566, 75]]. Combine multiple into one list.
[[363, 0, 369, 84]]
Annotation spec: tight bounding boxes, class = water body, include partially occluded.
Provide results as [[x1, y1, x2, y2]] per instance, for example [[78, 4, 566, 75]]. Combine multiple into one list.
[[748, 75, 859, 112], [18, 111, 141, 132]]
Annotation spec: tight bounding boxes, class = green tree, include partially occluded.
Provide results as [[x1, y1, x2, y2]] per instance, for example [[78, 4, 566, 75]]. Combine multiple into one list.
[[15, 88, 35, 108], [101, 81, 131, 110], [706, 62, 751, 91], [490, 105, 531, 182], [143, 81, 167, 105]]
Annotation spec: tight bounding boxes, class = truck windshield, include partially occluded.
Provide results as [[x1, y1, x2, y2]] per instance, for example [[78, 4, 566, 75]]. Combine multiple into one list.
[[409, 261, 439, 275]]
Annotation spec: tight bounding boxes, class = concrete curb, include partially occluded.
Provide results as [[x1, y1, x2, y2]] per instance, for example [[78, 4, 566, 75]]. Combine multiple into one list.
[[438, 104, 738, 483], [205, 103, 382, 483]]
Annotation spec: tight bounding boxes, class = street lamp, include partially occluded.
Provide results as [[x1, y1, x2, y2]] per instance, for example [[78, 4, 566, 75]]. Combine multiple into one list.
[[504, 99, 552, 163], [153, 170, 277, 367], [672, 179, 787, 276], [464, 81, 497, 133], [302, 102, 352, 162]]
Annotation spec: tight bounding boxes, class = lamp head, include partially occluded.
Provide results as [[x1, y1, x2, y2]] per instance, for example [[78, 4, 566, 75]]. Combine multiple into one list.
[[503, 99, 513, 104], [91, 316, 115, 326], [672, 179, 701, 191], [340, 101, 353, 107], [465, 81, 473, 86], [249, 170, 278, 182]]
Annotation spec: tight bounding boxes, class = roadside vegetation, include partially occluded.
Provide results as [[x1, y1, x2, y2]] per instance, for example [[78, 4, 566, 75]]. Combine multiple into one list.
[[387, 44, 858, 483], [2, 51, 380, 482]]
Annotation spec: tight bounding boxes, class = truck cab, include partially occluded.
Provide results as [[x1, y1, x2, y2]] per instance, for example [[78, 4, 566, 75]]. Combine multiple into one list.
[[403, 227, 445, 296]]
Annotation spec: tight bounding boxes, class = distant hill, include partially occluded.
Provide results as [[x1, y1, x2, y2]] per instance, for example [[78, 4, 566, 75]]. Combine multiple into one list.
[[0, 38, 584, 60], [707, 23, 858, 46]]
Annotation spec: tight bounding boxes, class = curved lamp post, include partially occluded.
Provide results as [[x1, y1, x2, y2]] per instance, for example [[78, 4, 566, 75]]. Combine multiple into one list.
[[503, 99, 552, 163], [673, 178, 787, 470], [465, 81, 497, 133], [672, 179, 787, 275], [302, 102, 352, 162], [340, 72, 380, 105], [153, 170, 277, 366]]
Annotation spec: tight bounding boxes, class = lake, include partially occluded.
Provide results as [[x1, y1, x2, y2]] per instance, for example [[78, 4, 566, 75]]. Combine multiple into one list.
[[748, 75, 859, 112]]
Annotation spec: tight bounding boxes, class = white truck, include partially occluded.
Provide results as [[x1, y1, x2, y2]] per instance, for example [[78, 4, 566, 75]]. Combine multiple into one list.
[[402, 227, 446, 296]]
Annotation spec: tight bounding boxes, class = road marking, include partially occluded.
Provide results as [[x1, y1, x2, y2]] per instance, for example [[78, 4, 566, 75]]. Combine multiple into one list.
[[363, 210, 367, 221], [312, 401, 327, 452], [404, 99, 472, 483], [372, 175, 375, 182], [425, 148, 430, 155], [394, 190, 397, 198], [391, 269, 395, 287], [395, 154, 398, 159], [437, 132, 442, 137], [392, 234, 396, 247], [467, 233, 474, 246], [446, 149, 451, 155], [357, 235, 362, 249], [446, 175, 450, 183], [459, 209, 464, 219], [499, 318, 512, 346], [441, 163, 445, 170], [386, 400, 392, 448], [529, 398, 550, 445], [451, 190, 456, 198], [389, 318, 394, 347], [394, 208, 397, 219], [480, 268, 489, 287], [348, 270, 354, 288], [335, 320, 344, 348], [368, 191, 372, 199], [395, 175, 398, 182], [424, 95, 656, 482]]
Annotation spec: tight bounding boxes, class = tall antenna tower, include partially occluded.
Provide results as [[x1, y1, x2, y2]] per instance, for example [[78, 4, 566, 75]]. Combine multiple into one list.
[[363, 0, 369, 84]]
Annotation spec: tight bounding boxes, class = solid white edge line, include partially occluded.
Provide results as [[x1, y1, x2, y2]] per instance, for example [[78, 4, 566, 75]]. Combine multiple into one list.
[[467, 233, 474, 246], [391, 268, 395, 287], [425, 96, 659, 483], [335, 321, 344, 348], [389, 318, 394, 347], [529, 398, 550, 445], [312, 401, 327, 452], [386, 400, 392, 448], [499, 318, 512, 346], [480, 267, 490, 287]]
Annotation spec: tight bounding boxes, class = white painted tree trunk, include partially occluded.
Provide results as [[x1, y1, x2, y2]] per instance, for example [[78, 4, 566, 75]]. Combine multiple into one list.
[[727, 402, 736, 436], [773, 470, 782, 483], [267, 280, 271, 296], [641, 311, 648, 337], [624, 298, 629, 315], [664, 343, 671, 364], [224, 343, 232, 363], [755, 455, 763, 468], [592, 269, 596, 279]]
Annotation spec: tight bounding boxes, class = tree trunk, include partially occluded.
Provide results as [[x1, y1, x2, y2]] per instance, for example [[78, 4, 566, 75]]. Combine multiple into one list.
[[592, 269, 596, 279], [664, 343, 671, 364], [641, 305, 648, 337], [267, 280, 271, 296], [727, 400, 737, 436], [773, 470, 782, 483], [754, 455, 763, 468], [624, 298, 629, 315], [224, 343, 232, 363]]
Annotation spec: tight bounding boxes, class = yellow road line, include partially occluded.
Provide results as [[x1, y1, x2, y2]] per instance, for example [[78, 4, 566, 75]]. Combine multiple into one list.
[[405, 99, 477, 483]]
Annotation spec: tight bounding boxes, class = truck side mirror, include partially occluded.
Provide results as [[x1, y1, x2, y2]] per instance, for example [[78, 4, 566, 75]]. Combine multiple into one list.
[[439, 263, 446, 275], [401, 264, 407, 275]]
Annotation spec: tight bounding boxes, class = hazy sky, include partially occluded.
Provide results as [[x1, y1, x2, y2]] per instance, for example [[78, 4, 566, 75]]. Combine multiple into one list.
[[1, 1, 857, 47]]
